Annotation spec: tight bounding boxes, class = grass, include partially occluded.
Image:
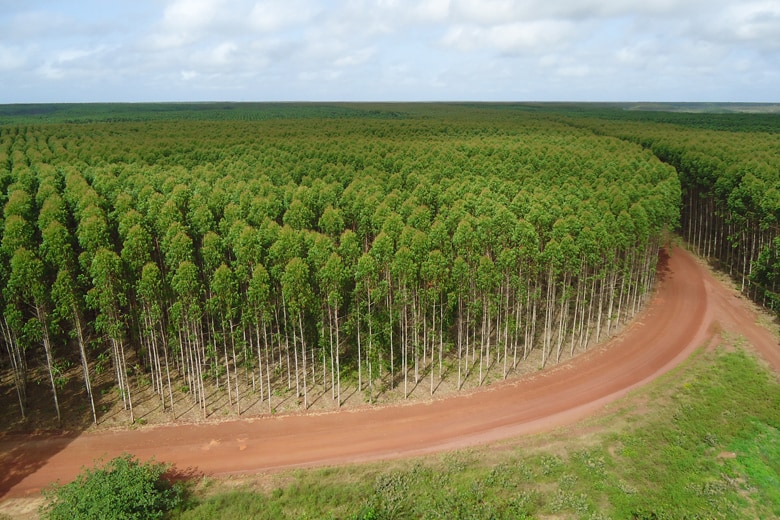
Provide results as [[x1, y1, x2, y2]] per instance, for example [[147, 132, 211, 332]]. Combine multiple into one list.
[[169, 341, 780, 519]]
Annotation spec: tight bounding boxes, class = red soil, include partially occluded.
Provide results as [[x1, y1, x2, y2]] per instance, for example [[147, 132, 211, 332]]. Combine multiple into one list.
[[1, 246, 777, 498]]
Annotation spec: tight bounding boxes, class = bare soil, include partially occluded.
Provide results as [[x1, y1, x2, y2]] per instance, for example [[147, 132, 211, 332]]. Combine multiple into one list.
[[1, 246, 777, 503]]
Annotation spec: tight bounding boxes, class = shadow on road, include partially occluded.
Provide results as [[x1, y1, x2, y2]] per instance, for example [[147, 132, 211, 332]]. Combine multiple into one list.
[[0, 432, 78, 498]]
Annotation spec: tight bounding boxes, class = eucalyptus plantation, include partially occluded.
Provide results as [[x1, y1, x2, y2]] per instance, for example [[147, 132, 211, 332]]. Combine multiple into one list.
[[7, 104, 767, 426]]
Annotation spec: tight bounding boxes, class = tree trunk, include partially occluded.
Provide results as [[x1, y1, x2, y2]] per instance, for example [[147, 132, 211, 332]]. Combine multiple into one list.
[[73, 308, 97, 424], [1, 317, 27, 419], [299, 313, 308, 409]]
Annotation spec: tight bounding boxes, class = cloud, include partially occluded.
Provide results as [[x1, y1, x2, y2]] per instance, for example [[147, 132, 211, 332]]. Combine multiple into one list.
[[162, 0, 226, 32], [0, 45, 28, 71], [442, 19, 577, 53], [718, 1, 780, 48], [442, 0, 714, 24], [150, 0, 318, 48], [199, 41, 240, 67], [2, 10, 74, 40], [249, 0, 318, 32], [36, 45, 114, 80], [334, 48, 376, 67], [410, 0, 451, 23], [0, 0, 778, 102]]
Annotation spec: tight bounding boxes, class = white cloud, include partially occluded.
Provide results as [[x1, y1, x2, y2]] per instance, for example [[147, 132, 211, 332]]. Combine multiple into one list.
[[1, 0, 778, 102], [0, 45, 28, 71], [203, 41, 239, 66], [334, 48, 375, 67], [2, 10, 73, 40], [720, 1, 780, 47], [162, 0, 227, 32], [36, 45, 114, 80], [249, 0, 317, 32], [410, 0, 451, 22], [444, 0, 712, 24], [556, 65, 591, 78], [449, 0, 522, 25], [442, 20, 575, 53]]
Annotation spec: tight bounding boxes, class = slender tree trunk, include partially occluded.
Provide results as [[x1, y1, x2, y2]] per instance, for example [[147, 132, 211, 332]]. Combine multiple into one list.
[[503, 277, 510, 379], [457, 294, 463, 390], [117, 337, 134, 424], [262, 319, 273, 413], [299, 313, 308, 409], [429, 299, 435, 395], [329, 305, 335, 399], [402, 295, 408, 398], [412, 287, 419, 386], [387, 271, 394, 390], [222, 323, 233, 406], [73, 308, 97, 424], [367, 285, 374, 394], [2, 317, 27, 419], [230, 319, 240, 414], [335, 307, 341, 406], [356, 296, 362, 393], [479, 298, 486, 385], [513, 286, 522, 368], [280, 295, 293, 391], [438, 295, 444, 386], [255, 323, 264, 403], [160, 319, 174, 417]]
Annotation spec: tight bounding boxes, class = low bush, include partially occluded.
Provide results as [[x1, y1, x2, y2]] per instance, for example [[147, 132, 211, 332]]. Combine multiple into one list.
[[41, 454, 184, 520]]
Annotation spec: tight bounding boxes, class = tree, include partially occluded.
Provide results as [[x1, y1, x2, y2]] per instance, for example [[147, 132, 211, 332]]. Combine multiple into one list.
[[321, 252, 346, 405], [281, 257, 311, 407], [247, 262, 273, 412], [8, 248, 62, 424], [319, 205, 345, 237], [210, 263, 241, 413], [392, 246, 417, 398], [421, 248, 448, 394], [137, 262, 173, 413], [355, 252, 379, 394], [52, 268, 97, 424], [283, 199, 315, 230], [171, 260, 206, 417], [87, 248, 133, 422]]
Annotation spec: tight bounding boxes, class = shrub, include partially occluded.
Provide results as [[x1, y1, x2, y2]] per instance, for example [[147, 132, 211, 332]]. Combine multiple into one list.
[[40, 454, 183, 520]]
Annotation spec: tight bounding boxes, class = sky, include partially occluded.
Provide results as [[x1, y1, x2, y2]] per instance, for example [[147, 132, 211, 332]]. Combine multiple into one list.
[[1, 0, 778, 103]]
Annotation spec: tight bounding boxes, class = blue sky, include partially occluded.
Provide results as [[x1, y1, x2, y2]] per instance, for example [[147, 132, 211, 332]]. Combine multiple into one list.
[[1, 0, 778, 103]]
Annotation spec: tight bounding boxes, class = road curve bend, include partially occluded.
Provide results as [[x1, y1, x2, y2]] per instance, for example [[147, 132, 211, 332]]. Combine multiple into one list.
[[1, 246, 777, 498]]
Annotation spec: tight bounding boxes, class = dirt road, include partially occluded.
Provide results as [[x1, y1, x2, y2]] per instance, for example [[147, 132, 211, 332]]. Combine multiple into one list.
[[1, 246, 777, 498]]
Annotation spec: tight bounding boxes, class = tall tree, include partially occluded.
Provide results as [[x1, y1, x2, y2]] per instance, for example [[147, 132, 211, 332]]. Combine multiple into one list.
[[87, 248, 133, 423]]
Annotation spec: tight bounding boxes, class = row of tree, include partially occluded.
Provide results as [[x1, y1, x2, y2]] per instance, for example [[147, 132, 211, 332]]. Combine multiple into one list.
[[570, 114, 780, 310], [0, 107, 680, 425]]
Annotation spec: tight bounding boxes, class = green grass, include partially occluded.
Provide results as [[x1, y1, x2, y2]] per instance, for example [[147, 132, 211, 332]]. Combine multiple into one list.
[[173, 345, 780, 519]]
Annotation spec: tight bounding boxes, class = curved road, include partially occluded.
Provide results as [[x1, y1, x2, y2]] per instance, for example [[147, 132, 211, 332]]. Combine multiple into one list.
[[1, 246, 778, 498]]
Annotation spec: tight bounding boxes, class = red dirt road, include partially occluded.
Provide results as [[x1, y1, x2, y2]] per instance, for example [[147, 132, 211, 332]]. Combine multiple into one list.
[[1, 246, 778, 499]]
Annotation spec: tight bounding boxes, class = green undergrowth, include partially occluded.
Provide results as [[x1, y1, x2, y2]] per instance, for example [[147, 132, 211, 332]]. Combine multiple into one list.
[[172, 345, 780, 519]]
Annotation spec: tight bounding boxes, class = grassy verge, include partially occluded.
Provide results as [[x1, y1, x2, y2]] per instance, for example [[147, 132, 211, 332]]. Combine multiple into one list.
[[170, 341, 780, 519]]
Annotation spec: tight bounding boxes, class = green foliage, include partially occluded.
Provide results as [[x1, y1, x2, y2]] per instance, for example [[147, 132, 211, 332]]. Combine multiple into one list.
[[566, 109, 780, 315], [41, 454, 184, 520], [2, 101, 776, 428]]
